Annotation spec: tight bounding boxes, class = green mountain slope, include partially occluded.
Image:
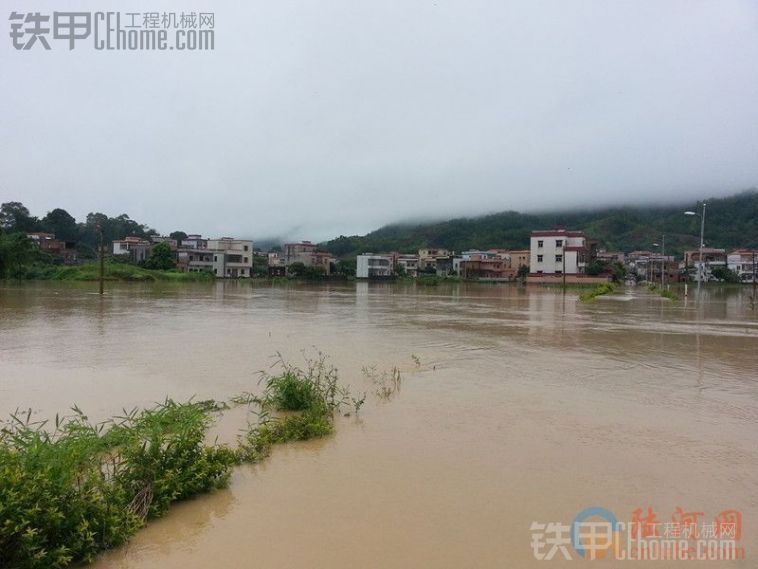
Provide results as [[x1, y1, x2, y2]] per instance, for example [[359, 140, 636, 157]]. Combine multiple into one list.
[[322, 190, 758, 257]]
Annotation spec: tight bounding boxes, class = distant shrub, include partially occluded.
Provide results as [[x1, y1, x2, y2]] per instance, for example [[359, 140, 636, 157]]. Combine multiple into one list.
[[579, 283, 616, 302]]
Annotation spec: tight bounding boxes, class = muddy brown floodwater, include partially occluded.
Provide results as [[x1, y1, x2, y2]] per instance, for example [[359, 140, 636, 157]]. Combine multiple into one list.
[[1, 281, 757, 568]]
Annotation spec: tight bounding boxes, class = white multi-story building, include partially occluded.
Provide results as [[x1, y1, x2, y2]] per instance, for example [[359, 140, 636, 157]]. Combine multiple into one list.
[[356, 254, 393, 279], [526, 229, 610, 284], [112, 236, 151, 263], [207, 237, 254, 278], [727, 249, 757, 282], [181, 234, 208, 249], [529, 230, 590, 276]]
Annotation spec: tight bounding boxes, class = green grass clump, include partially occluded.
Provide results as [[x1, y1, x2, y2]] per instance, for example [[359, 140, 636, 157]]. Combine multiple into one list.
[[0, 401, 235, 569], [46, 262, 214, 283], [579, 282, 616, 302], [416, 275, 440, 286], [0, 354, 363, 568], [237, 353, 362, 461], [647, 283, 679, 301]]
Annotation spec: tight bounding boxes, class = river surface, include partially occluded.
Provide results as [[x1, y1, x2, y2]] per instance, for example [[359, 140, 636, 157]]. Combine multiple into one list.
[[1, 281, 757, 568]]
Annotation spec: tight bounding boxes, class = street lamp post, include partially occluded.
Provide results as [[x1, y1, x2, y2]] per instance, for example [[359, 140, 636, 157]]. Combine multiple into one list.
[[684, 202, 707, 296]]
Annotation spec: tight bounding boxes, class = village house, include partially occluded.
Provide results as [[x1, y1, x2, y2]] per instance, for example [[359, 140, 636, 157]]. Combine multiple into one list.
[[181, 234, 208, 249], [627, 251, 679, 283], [418, 248, 450, 272], [112, 236, 151, 263], [509, 249, 530, 271], [27, 232, 78, 265], [683, 248, 727, 282], [596, 250, 626, 265], [527, 230, 607, 284], [284, 241, 333, 275], [356, 254, 393, 279], [727, 249, 758, 282], [207, 237, 254, 278], [394, 254, 419, 277], [456, 249, 527, 281], [150, 235, 178, 249], [267, 251, 287, 277]]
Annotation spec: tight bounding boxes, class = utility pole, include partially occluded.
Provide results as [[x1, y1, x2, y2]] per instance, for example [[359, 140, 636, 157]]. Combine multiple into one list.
[[562, 248, 566, 292], [661, 234, 666, 288], [753, 250, 756, 304], [97, 222, 104, 295], [698, 202, 707, 293]]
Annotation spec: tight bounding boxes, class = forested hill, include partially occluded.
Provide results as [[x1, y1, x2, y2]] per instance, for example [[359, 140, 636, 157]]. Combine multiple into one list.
[[322, 190, 758, 258]]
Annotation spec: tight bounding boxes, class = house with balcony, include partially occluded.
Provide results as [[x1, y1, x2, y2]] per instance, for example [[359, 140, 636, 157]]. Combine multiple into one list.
[[418, 248, 450, 272], [395, 254, 419, 277], [181, 234, 208, 249], [207, 237, 254, 278], [727, 249, 758, 282], [356, 254, 394, 279], [527, 230, 607, 284], [683, 248, 726, 282], [284, 241, 333, 275], [112, 236, 151, 263]]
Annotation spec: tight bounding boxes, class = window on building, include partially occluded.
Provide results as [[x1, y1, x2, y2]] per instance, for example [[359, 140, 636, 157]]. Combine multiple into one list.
[[556, 270, 562, 274], [556, 240, 563, 247], [537, 240, 544, 248], [556, 255, 563, 262], [537, 255, 543, 262], [214, 256, 218, 262], [244, 245, 249, 251], [244, 257, 248, 263]]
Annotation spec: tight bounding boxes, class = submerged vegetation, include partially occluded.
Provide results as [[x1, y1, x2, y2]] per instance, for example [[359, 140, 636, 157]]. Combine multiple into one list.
[[26, 261, 214, 283], [578, 282, 616, 302], [646, 282, 680, 301], [0, 354, 362, 569]]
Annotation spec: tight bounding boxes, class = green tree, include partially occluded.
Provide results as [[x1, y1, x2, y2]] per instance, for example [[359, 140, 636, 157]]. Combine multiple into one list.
[[41, 208, 79, 242], [711, 266, 740, 283], [287, 262, 325, 279], [252, 254, 269, 277], [143, 242, 176, 270], [0, 233, 39, 277], [170, 231, 188, 242], [0, 202, 40, 233], [333, 259, 356, 278]]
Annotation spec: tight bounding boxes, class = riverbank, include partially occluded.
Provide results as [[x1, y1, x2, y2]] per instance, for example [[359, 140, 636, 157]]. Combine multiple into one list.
[[8, 261, 215, 283]]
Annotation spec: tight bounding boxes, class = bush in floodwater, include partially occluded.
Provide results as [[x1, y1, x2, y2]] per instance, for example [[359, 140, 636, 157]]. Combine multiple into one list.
[[579, 283, 616, 302], [646, 283, 680, 301], [416, 275, 440, 286], [0, 354, 362, 568], [0, 401, 235, 569], [237, 353, 356, 461]]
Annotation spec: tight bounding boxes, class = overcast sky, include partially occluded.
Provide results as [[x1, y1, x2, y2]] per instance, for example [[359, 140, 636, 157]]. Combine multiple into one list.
[[1, 0, 757, 242]]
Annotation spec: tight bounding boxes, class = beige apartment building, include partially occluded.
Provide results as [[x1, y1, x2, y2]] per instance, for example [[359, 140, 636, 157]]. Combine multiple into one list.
[[207, 238, 254, 278], [284, 241, 333, 275]]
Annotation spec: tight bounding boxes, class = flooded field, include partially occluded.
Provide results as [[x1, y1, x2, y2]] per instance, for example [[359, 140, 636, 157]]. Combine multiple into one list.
[[1, 281, 757, 568]]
